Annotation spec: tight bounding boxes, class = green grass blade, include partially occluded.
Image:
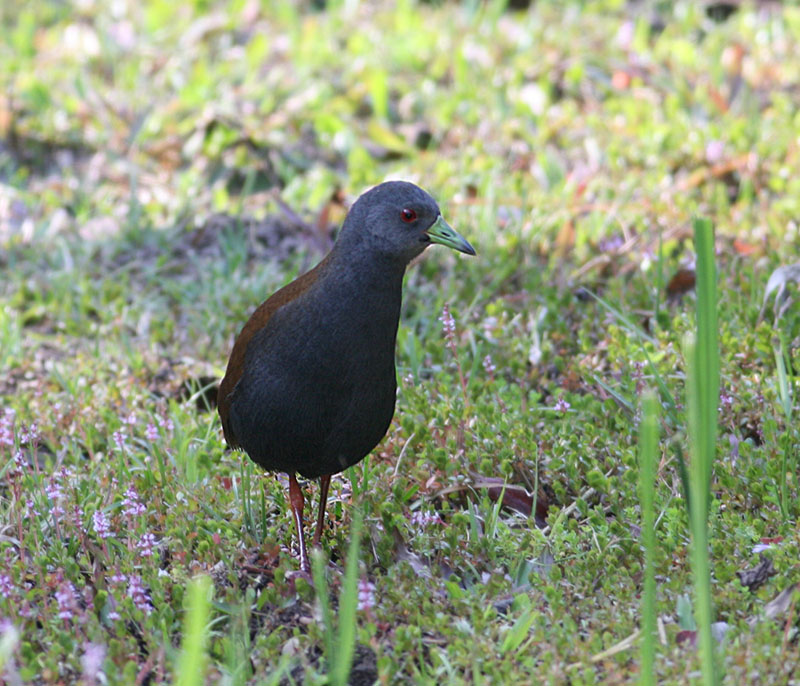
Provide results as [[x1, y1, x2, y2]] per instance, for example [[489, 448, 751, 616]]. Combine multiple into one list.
[[693, 216, 719, 507], [500, 605, 536, 654], [683, 215, 721, 685], [312, 509, 363, 686], [638, 390, 659, 685], [331, 509, 363, 686], [311, 548, 335, 670], [584, 289, 657, 345], [175, 575, 213, 686]]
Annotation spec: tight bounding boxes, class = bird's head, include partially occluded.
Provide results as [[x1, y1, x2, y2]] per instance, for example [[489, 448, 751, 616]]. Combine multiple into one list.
[[341, 181, 475, 264]]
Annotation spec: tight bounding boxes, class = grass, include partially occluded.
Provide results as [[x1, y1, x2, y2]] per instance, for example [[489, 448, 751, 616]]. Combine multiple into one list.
[[175, 575, 213, 686], [684, 217, 721, 684], [2, 0, 800, 683], [637, 390, 659, 686], [311, 510, 363, 686]]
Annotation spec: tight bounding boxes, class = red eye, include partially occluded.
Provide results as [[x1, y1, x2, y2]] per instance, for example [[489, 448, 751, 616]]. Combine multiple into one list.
[[401, 208, 417, 223]]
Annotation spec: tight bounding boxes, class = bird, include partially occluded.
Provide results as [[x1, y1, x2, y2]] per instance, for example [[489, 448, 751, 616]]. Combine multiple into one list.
[[217, 180, 475, 572]]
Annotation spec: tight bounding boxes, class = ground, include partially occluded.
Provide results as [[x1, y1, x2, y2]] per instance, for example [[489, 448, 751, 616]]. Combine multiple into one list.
[[1, 1, 800, 684]]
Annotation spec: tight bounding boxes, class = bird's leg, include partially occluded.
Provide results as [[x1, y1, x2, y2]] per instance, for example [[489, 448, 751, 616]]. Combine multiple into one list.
[[313, 474, 332, 547], [288, 473, 310, 573]]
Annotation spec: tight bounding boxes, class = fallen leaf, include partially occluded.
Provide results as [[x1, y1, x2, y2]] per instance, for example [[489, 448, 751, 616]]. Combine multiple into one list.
[[436, 476, 549, 527], [733, 238, 759, 256], [666, 268, 696, 300], [612, 70, 631, 90], [737, 554, 776, 592], [748, 584, 798, 628], [759, 263, 800, 321]]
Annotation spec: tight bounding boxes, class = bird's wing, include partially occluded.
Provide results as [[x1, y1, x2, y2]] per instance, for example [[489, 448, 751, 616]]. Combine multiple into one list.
[[217, 255, 331, 447]]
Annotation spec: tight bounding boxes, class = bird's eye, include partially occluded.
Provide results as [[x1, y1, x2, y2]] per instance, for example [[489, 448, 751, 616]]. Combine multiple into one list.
[[401, 208, 417, 223]]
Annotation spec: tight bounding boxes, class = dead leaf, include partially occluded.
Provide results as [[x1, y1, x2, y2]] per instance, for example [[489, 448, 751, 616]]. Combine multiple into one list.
[[555, 219, 575, 255], [436, 476, 549, 528], [666, 268, 696, 300], [737, 554, 776, 592], [748, 584, 798, 628], [759, 263, 800, 321], [732, 238, 759, 256], [612, 70, 631, 90]]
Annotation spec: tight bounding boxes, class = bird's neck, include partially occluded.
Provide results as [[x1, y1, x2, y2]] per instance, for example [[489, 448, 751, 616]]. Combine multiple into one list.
[[323, 243, 408, 300]]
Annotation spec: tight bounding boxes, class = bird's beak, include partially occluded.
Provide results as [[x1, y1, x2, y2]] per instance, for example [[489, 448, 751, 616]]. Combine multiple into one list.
[[425, 215, 476, 256]]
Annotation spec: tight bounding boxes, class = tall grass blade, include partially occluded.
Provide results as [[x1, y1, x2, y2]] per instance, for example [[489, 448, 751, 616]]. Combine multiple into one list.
[[500, 605, 536, 654], [684, 216, 721, 684], [693, 217, 719, 510], [312, 510, 364, 686], [638, 391, 659, 685], [175, 575, 213, 686], [774, 332, 795, 519], [331, 509, 363, 686], [311, 549, 336, 673]]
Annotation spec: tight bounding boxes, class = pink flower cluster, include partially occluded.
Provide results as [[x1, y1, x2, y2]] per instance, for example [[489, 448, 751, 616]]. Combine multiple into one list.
[[0, 408, 15, 446]]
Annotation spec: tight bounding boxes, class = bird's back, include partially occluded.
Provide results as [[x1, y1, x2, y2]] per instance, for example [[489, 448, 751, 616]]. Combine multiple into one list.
[[217, 258, 328, 448], [218, 255, 402, 478]]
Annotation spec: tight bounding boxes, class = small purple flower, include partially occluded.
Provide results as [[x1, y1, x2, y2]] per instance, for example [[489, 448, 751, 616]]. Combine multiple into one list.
[[81, 642, 106, 684], [719, 391, 734, 408], [410, 511, 443, 529], [122, 485, 146, 517], [112, 431, 127, 452], [72, 503, 84, 528], [110, 571, 127, 585], [440, 304, 456, 343], [19, 422, 39, 445], [45, 479, 63, 502], [705, 140, 725, 165], [6, 450, 24, 479], [0, 410, 14, 446], [145, 423, 158, 442], [122, 412, 137, 427], [138, 533, 156, 558], [482, 354, 496, 377], [616, 20, 634, 49], [127, 575, 153, 614], [55, 580, 77, 620], [92, 510, 111, 539], [0, 574, 14, 598], [25, 498, 40, 518], [598, 235, 625, 253], [82, 586, 95, 612], [157, 415, 174, 432], [554, 397, 571, 413], [357, 578, 376, 612]]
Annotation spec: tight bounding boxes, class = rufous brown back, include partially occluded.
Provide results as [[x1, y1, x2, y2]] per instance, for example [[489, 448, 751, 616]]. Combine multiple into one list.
[[217, 255, 331, 447]]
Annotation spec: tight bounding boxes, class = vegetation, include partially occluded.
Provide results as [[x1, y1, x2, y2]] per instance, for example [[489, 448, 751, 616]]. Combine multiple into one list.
[[2, 1, 799, 683]]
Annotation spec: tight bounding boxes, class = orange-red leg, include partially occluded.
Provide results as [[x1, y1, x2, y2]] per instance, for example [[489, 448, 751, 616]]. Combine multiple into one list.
[[288, 473, 310, 573], [313, 474, 332, 547]]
